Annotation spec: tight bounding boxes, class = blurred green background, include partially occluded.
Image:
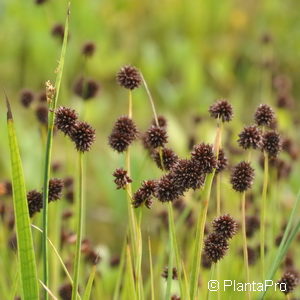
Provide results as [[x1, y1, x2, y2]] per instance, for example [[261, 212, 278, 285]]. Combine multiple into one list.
[[0, 0, 300, 298]]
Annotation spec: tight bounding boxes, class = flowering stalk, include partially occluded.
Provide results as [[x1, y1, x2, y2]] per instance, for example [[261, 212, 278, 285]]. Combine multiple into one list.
[[71, 152, 83, 300]]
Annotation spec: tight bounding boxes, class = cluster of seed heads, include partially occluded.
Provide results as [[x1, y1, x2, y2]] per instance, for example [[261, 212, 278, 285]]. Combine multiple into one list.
[[55, 106, 95, 152], [204, 215, 237, 263], [27, 178, 64, 217]]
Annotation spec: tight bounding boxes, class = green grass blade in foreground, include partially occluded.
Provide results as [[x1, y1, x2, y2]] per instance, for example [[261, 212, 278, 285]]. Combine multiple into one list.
[[258, 188, 300, 299], [6, 98, 39, 299], [83, 266, 97, 300], [41, 4, 70, 297]]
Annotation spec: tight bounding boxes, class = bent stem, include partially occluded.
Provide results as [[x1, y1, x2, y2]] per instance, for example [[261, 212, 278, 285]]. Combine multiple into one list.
[[72, 152, 84, 300], [241, 192, 250, 300], [260, 151, 268, 279]]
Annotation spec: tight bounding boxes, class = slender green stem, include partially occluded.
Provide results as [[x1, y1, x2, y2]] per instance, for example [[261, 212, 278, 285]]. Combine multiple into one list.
[[190, 123, 222, 299], [242, 192, 250, 300], [260, 151, 268, 280], [72, 153, 84, 300], [165, 203, 174, 300], [148, 236, 155, 300], [41, 7, 69, 299]]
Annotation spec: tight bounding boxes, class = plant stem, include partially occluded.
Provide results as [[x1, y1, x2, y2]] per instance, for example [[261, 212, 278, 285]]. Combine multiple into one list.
[[241, 192, 250, 300], [260, 151, 268, 280], [190, 123, 222, 299], [41, 7, 69, 299], [165, 204, 174, 300], [148, 236, 155, 300], [141, 74, 159, 126], [72, 152, 83, 300]]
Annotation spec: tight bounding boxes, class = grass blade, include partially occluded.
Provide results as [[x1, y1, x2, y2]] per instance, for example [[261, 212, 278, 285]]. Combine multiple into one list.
[[258, 189, 300, 299], [5, 97, 39, 299], [83, 266, 97, 300]]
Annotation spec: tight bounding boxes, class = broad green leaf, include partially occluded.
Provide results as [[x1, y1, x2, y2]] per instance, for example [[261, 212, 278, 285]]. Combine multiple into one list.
[[6, 98, 39, 300]]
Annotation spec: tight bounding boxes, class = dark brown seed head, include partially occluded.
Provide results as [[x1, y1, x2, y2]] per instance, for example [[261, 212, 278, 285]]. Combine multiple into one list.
[[27, 190, 43, 217], [74, 77, 99, 100], [238, 125, 262, 150], [230, 161, 255, 192], [82, 42, 96, 57], [277, 94, 294, 109], [172, 159, 205, 191], [216, 149, 228, 174], [64, 177, 74, 189], [55, 106, 78, 136], [152, 115, 167, 128], [282, 137, 298, 159], [161, 267, 178, 280], [110, 255, 120, 268], [132, 180, 157, 208], [108, 116, 138, 152], [152, 148, 178, 171], [49, 178, 64, 202], [212, 214, 237, 240], [171, 295, 181, 300], [262, 131, 281, 158], [278, 271, 299, 294], [261, 32, 272, 44], [209, 99, 233, 122], [84, 249, 101, 265], [36, 0, 47, 5], [204, 233, 229, 263], [35, 105, 48, 125], [20, 89, 34, 108], [145, 126, 168, 149], [201, 253, 212, 269], [246, 215, 260, 238], [71, 121, 96, 152], [51, 24, 64, 40], [191, 143, 217, 174], [59, 283, 73, 300], [254, 104, 275, 127], [155, 173, 183, 203], [0, 181, 12, 196], [116, 65, 142, 90], [113, 168, 132, 190]]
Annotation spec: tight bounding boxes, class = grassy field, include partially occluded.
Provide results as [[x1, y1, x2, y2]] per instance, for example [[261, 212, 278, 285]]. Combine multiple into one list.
[[0, 0, 299, 299]]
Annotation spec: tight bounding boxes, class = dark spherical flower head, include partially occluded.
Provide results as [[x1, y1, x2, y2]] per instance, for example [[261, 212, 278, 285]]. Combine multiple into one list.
[[49, 178, 64, 202], [36, 0, 48, 4], [55, 106, 78, 136], [145, 126, 168, 149], [254, 104, 275, 127], [35, 105, 48, 125], [191, 143, 217, 174], [82, 42, 96, 57], [74, 77, 99, 100], [113, 168, 132, 190], [278, 271, 299, 295], [59, 283, 73, 300], [152, 148, 178, 171], [246, 215, 260, 238], [262, 131, 281, 158], [108, 116, 138, 152], [132, 180, 157, 208], [216, 149, 228, 174], [172, 159, 205, 191], [20, 89, 34, 108], [51, 24, 64, 40], [209, 99, 233, 122], [212, 214, 237, 239], [161, 267, 178, 280], [155, 173, 183, 203], [204, 233, 229, 263], [231, 161, 255, 192], [27, 190, 43, 217], [237, 125, 262, 150], [152, 115, 167, 128], [116, 65, 142, 90], [71, 121, 96, 152]]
